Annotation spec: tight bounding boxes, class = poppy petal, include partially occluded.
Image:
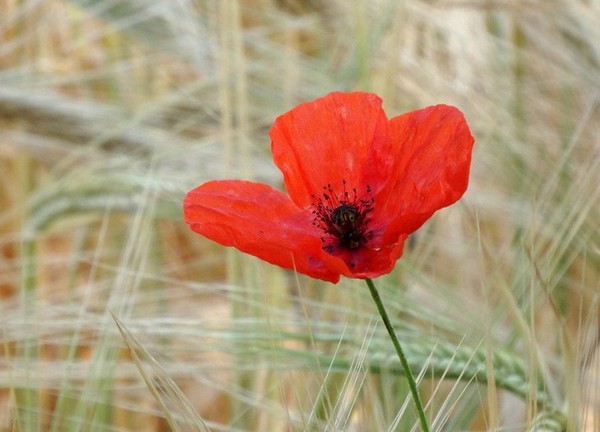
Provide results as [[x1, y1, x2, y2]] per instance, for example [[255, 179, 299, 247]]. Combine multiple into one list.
[[183, 180, 349, 283], [270, 92, 393, 209], [327, 235, 408, 279], [375, 104, 474, 242]]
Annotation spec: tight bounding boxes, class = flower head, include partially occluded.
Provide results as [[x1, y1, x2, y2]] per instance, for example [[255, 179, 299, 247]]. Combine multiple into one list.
[[183, 91, 474, 283]]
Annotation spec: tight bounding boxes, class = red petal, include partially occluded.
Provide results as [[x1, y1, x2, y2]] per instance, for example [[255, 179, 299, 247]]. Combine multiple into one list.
[[183, 180, 350, 283], [375, 104, 474, 242], [327, 236, 408, 279], [270, 92, 393, 209]]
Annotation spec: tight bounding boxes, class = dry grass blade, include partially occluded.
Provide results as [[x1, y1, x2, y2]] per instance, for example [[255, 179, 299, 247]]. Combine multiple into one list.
[[110, 310, 211, 432]]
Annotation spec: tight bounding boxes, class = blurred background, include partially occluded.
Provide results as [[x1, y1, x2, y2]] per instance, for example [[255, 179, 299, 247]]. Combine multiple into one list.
[[1, 0, 598, 430]]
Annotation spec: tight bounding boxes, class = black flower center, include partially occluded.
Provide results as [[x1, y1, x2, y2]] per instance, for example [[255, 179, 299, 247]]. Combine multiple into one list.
[[311, 181, 374, 251]]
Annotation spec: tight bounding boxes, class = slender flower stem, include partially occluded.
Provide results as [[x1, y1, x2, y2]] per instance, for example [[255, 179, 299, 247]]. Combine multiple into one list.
[[365, 278, 429, 432]]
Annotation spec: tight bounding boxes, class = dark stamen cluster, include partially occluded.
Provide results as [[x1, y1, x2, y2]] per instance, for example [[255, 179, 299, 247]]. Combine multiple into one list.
[[311, 180, 374, 251]]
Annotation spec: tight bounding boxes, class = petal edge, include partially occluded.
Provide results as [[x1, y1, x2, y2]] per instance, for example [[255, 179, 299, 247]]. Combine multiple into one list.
[[183, 180, 347, 282], [270, 92, 393, 209], [375, 104, 474, 242]]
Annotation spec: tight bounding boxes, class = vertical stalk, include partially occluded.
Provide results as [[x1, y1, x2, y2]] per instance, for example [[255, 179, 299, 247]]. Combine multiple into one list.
[[365, 278, 429, 432]]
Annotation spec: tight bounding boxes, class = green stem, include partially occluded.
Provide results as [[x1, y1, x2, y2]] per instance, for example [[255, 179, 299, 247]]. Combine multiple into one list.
[[365, 278, 429, 432]]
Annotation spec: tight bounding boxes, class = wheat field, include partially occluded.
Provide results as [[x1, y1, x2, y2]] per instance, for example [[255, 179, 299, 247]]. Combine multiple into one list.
[[0, 0, 599, 431]]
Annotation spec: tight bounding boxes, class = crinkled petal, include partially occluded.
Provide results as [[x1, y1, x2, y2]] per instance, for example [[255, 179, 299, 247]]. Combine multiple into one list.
[[373, 104, 474, 243], [327, 235, 408, 279], [270, 92, 393, 209], [183, 180, 350, 283]]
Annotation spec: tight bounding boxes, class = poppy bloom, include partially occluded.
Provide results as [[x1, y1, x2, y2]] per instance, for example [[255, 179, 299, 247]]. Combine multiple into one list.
[[184, 91, 474, 283]]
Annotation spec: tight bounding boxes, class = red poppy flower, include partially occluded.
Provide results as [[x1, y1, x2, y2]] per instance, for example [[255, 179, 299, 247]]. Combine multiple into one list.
[[184, 91, 474, 283]]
